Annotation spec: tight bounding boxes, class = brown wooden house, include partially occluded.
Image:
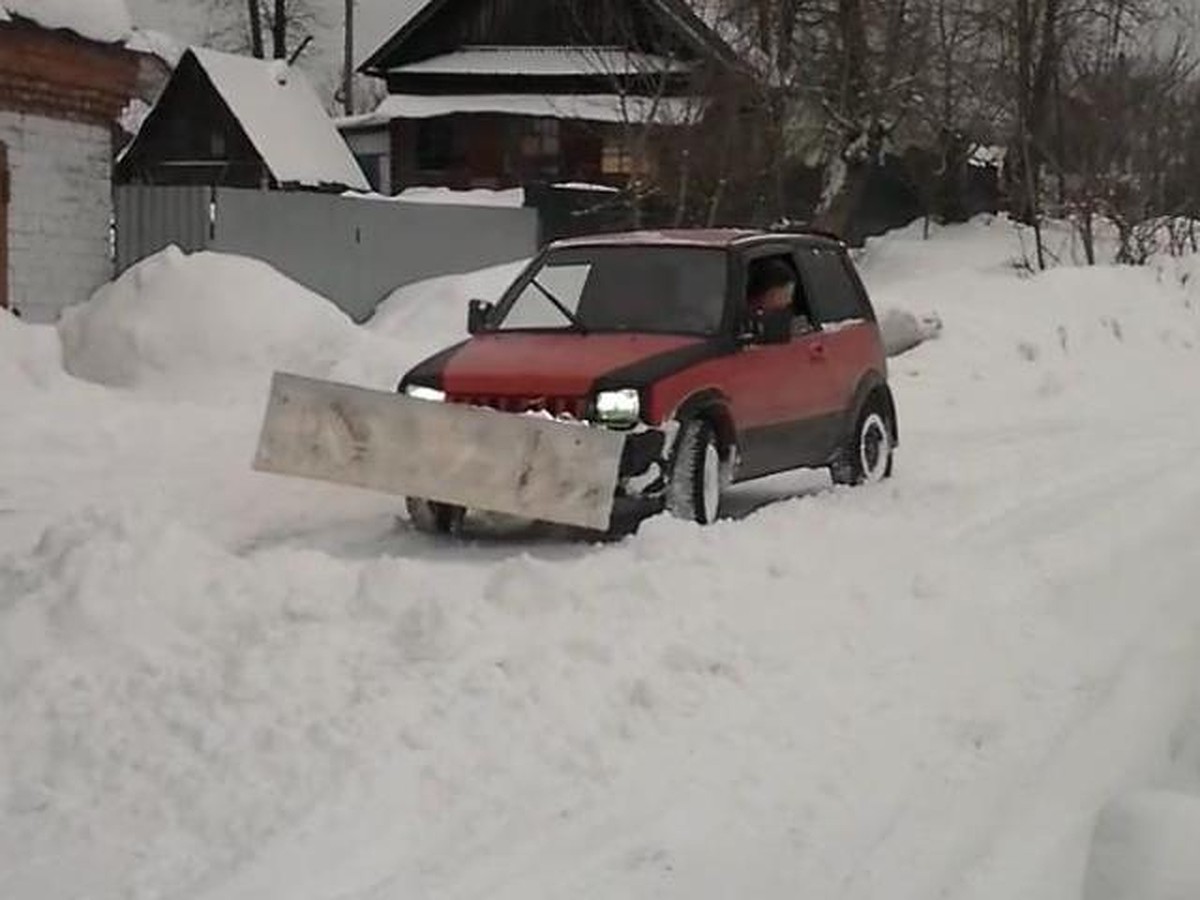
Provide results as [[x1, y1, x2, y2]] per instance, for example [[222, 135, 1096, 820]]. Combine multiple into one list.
[[116, 47, 368, 192], [343, 0, 742, 194]]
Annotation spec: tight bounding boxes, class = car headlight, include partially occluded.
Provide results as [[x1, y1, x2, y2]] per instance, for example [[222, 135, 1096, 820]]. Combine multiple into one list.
[[404, 384, 446, 403], [594, 388, 641, 425]]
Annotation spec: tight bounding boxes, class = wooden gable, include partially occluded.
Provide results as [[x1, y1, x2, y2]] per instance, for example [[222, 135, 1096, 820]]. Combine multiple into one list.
[[115, 52, 269, 189], [362, 0, 739, 77]]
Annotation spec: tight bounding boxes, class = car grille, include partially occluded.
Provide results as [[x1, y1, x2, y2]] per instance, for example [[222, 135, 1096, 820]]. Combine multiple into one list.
[[447, 393, 589, 420]]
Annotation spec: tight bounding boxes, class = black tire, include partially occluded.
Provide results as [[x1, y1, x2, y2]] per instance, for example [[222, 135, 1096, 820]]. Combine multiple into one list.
[[405, 497, 466, 535], [666, 418, 723, 524], [831, 397, 895, 486]]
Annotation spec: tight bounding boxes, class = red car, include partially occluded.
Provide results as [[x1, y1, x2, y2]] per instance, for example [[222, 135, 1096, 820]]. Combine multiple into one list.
[[398, 228, 898, 533]]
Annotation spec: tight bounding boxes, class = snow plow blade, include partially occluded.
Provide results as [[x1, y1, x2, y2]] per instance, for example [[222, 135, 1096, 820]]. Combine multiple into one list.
[[253, 373, 626, 531]]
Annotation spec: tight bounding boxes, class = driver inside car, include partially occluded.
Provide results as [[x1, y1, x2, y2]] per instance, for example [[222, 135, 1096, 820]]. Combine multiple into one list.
[[746, 258, 813, 335]]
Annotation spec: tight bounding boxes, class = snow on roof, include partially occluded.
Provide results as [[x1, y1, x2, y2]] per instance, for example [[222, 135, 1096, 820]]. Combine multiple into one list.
[[0, 0, 132, 43], [125, 27, 187, 66], [343, 92, 705, 128], [188, 47, 369, 191], [391, 46, 693, 77]]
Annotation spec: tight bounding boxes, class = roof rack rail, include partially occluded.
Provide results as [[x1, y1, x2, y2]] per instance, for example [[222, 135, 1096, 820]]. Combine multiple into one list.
[[766, 221, 845, 243]]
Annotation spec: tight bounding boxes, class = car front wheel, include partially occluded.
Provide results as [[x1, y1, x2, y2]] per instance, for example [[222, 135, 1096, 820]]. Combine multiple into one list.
[[666, 419, 723, 525]]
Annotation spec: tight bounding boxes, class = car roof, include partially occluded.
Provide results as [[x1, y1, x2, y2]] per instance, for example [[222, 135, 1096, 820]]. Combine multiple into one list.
[[549, 228, 844, 251]]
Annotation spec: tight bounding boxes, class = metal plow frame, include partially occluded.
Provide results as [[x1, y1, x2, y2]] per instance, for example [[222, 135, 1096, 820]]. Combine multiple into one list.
[[253, 373, 627, 531]]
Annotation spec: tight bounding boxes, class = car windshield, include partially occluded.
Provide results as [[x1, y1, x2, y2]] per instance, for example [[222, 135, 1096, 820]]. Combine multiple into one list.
[[495, 246, 729, 335]]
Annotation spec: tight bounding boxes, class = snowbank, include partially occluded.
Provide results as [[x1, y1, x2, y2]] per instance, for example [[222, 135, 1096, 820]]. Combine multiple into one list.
[[395, 186, 526, 208], [58, 246, 362, 400], [0, 308, 66, 389], [1, 0, 131, 43], [1084, 792, 1200, 900], [878, 307, 944, 356], [366, 259, 527, 349]]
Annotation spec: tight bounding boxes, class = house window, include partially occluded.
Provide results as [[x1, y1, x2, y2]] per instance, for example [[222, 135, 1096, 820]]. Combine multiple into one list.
[[602, 138, 635, 176], [519, 119, 560, 177], [210, 130, 226, 158], [417, 119, 457, 171]]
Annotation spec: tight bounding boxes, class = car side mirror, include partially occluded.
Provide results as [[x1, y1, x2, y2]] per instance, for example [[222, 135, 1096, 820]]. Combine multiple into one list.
[[752, 307, 792, 345], [467, 299, 494, 335]]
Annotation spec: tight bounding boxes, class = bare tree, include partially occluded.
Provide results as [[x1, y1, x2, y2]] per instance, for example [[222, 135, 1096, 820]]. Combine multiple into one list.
[[204, 0, 321, 64]]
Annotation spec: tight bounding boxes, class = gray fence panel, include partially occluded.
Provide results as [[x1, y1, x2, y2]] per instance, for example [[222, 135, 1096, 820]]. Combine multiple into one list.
[[114, 187, 538, 321], [114, 186, 210, 273], [210, 189, 538, 322]]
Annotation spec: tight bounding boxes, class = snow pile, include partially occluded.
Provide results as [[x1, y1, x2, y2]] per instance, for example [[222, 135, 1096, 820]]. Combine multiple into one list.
[[878, 307, 944, 356], [0, 307, 64, 389], [1083, 792, 1200, 900], [396, 186, 526, 208], [367, 259, 527, 348], [58, 246, 362, 400], [1, 0, 132, 42]]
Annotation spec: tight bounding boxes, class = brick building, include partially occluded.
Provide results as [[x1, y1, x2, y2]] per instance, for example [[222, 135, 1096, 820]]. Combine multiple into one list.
[[0, 9, 144, 322]]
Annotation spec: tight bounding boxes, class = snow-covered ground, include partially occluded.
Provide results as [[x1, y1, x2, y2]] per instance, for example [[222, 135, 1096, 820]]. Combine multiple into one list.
[[2, 216, 1200, 900]]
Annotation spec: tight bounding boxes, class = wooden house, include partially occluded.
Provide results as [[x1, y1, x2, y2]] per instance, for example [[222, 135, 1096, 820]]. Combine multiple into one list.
[[343, 0, 742, 194], [116, 47, 368, 192]]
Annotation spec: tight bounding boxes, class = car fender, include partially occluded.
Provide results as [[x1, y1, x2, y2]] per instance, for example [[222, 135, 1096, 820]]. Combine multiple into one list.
[[667, 389, 739, 474]]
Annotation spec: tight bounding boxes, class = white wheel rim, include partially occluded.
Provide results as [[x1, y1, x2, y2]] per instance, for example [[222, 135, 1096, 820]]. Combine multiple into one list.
[[701, 442, 721, 523], [859, 413, 891, 483]]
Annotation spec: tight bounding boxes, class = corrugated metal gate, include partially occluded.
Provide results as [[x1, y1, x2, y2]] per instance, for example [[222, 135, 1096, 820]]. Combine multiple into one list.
[[114, 186, 539, 321]]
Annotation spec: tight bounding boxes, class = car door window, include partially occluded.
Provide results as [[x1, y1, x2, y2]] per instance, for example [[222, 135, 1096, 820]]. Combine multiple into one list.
[[745, 252, 817, 335], [796, 246, 869, 325]]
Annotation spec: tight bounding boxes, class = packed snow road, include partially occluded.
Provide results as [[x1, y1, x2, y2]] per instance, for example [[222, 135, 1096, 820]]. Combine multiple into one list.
[[2, 218, 1199, 900]]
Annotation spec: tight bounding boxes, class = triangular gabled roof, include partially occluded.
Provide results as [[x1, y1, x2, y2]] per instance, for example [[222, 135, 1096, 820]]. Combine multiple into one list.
[[360, 0, 743, 76], [122, 47, 369, 191]]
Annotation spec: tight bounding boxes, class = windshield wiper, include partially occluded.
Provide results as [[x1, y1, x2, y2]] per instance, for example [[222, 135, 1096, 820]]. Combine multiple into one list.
[[529, 278, 588, 334]]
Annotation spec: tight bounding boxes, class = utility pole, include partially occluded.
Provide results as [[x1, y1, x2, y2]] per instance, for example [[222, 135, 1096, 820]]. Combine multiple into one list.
[[343, 0, 355, 115]]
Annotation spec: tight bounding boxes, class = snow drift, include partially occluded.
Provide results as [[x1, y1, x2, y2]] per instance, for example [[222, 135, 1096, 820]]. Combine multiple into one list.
[[0, 308, 65, 389], [58, 246, 364, 400]]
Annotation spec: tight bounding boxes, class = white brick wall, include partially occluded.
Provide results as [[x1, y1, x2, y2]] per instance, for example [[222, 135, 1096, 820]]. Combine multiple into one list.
[[0, 111, 114, 323]]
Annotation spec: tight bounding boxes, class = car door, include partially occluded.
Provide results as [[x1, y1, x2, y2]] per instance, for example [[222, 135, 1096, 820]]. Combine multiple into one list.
[[725, 248, 842, 481], [794, 242, 884, 415]]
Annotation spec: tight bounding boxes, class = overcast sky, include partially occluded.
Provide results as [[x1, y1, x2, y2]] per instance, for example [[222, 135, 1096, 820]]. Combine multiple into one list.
[[125, 0, 423, 75]]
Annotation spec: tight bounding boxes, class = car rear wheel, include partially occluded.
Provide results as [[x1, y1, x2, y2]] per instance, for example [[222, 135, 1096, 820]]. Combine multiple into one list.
[[666, 419, 723, 525], [405, 497, 466, 535], [831, 398, 895, 486]]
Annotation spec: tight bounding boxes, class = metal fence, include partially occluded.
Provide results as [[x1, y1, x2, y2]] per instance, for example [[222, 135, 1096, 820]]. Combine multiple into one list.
[[114, 186, 540, 321]]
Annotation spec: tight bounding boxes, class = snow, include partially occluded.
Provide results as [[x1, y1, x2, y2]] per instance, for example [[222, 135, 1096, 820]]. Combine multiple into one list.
[[367, 259, 528, 344], [57, 246, 398, 401], [0, 0, 132, 43], [397, 186, 525, 207], [2, 216, 1200, 900], [391, 46, 692, 76], [124, 26, 186, 66], [553, 182, 622, 193], [178, 48, 369, 191], [1083, 792, 1200, 899], [348, 92, 704, 127]]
